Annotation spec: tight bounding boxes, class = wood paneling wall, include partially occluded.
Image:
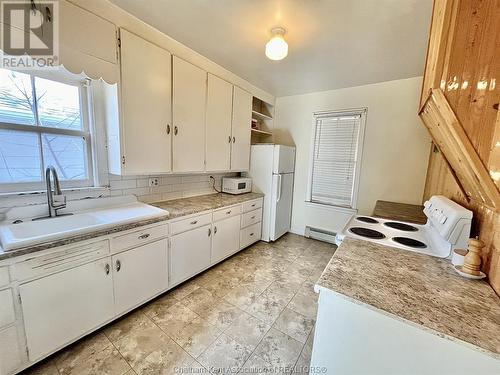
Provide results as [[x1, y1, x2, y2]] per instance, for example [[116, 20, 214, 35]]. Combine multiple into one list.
[[421, 0, 500, 294]]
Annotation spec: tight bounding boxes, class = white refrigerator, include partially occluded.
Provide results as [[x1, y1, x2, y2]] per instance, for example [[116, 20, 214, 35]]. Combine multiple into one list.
[[248, 144, 296, 242]]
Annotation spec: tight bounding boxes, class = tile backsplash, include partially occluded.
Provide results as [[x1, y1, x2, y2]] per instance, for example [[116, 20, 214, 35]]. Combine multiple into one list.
[[108, 172, 235, 203], [0, 172, 236, 212]]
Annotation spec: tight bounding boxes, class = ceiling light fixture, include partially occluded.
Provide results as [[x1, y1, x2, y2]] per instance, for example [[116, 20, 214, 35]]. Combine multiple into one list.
[[265, 27, 288, 61]]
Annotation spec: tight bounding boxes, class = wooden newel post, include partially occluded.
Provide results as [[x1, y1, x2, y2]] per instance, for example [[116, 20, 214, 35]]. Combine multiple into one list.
[[462, 238, 484, 276]]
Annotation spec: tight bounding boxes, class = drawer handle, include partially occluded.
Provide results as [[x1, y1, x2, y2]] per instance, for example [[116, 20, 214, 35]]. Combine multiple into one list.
[[250, 233, 254, 236], [251, 204, 256, 207], [138, 233, 150, 240], [226, 211, 231, 215], [251, 216, 255, 219], [208, 228, 211, 237], [116, 260, 121, 272], [105, 264, 110, 275], [190, 220, 198, 225], [214, 226, 217, 234]]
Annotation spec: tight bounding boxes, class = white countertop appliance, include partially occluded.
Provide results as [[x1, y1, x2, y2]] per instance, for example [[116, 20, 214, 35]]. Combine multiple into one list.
[[247, 144, 296, 242], [222, 177, 252, 194], [335, 195, 472, 258]]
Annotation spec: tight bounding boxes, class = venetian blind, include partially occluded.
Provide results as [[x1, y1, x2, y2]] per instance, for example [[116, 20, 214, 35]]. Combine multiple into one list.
[[311, 111, 363, 208]]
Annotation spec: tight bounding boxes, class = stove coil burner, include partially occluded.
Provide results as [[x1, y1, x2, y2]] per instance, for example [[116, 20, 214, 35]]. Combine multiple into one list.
[[349, 227, 386, 239], [355, 217, 380, 224], [392, 237, 427, 248], [383, 222, 418, 232]]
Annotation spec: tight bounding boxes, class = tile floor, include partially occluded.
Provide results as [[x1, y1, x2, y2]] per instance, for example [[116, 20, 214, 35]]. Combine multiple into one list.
[[25, 234, 336, 375]]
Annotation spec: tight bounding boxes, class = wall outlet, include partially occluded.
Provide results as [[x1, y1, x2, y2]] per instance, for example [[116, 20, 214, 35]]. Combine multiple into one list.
[[148, 177, 160, 187]]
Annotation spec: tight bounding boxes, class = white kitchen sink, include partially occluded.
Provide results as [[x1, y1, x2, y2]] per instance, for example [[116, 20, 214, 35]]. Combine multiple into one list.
[[0, 198, 168, 251]]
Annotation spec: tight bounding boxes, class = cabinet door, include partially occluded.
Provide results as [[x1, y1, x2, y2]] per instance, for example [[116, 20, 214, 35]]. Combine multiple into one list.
[[112, 239, 168, 315], [120, 29, 172, 174], [170, 225, 211, 285], [0, 326, 22, 375], [211, 215, 241, 264], [20, 258, 114, 361], [231, 87, 252, 171], [173, 57, 207, 172], [206, 74, 233, 171]]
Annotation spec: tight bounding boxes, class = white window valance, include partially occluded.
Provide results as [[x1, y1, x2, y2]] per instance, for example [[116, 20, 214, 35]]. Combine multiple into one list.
[[0, 0, 118, 84]]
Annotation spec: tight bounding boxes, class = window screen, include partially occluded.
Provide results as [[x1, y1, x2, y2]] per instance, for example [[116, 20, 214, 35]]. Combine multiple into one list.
[[310, 110, 364, 208]]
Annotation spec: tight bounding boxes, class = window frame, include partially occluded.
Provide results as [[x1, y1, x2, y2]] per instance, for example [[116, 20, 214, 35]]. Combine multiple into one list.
[[0, 69, 96, 193], [306, 107, 367, 210]]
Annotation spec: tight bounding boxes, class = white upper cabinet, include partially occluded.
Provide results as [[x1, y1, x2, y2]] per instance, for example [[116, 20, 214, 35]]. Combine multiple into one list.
[[119, 29, 172, 175], [206, 74, 233, 172], [231, 87, 253, 171], [173, 57, 207, 173]]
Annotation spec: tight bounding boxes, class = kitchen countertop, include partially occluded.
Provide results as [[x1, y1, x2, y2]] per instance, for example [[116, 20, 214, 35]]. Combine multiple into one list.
[[373, 200, 427, 224], [151, 192, 264, 219], [0, 192, 263, 262], [315, 237, 500, 357]]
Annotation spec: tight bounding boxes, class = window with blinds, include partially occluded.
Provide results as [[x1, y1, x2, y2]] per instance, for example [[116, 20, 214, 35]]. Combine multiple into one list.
[[310, 110, 365, 208]]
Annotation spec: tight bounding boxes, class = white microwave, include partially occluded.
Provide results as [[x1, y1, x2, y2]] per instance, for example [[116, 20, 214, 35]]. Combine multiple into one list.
[[222, 177, 252, 194]]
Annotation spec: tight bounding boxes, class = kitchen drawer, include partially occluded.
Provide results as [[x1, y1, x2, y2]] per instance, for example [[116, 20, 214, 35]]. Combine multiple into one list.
[[170, 213, 212, 235], [242, 198, 263, 213], [13, 240, 110, 281], [241, 208, 262, 229], [113, 224, 168, 252], [213, 204, 241, 222], [0, 267, 9, 288], [240, 222, 262, 249], [0, 289, 15, 328]]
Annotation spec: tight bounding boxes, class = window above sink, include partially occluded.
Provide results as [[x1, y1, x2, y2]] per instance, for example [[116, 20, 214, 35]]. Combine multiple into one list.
[[0, 67, 106, 194]]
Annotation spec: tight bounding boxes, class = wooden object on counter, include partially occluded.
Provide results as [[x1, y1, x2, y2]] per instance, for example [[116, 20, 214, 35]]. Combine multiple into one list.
[[462, 239, 485, 276], [419, 0, 500, 295], [373, 200, 427, 224]]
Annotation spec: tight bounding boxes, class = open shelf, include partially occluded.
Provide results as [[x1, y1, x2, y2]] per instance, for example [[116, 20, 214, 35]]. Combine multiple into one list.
[[252, 110, 273, 121], [251, 128, 273, 136]]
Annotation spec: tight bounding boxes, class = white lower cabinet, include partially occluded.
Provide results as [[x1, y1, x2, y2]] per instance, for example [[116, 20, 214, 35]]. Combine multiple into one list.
[[10, 201, 263, 374], [112, 239, 168, 315], [0, 326, 22, 374], [19, 257, 115, 362], [169, 224, 212, 285], [211, 215, 241, 263]]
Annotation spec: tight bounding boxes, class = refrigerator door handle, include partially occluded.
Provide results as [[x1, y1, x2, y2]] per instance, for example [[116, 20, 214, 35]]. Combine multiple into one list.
[[276, 174, 282, 202]]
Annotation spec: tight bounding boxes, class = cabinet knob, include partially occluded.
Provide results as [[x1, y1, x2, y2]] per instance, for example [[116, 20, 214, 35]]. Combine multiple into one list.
[[228, 136, 232, 143], [226, 210, 231, 215], [250, 233, 254, 236], [214, 226, 217, 234], [190, 220, 198, 225], [116, 260, 121, 272], [208, 228, 211, 237], [251, 216, 255, 219], [167, 124, 171, 134], [174, 126, 179, 135], [138, 233, 150, 240], [105, 264, 110, 275], [233, 136, 236, 143]]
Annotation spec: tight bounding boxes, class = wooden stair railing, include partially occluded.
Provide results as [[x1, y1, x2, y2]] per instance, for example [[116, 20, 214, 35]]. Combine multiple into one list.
[[419, 89, 500, 211]]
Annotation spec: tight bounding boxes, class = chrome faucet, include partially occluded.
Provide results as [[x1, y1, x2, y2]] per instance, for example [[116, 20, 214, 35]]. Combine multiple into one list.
[[33, 166, 71, 221], [45, 166, 66, 217]]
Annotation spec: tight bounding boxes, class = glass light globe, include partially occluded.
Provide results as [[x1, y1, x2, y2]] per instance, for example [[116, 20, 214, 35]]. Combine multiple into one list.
[[265, 29, 288, 61]]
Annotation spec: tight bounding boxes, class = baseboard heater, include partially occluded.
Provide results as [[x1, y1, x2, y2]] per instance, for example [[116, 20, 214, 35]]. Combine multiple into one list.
[[304, 226, 337, 244]]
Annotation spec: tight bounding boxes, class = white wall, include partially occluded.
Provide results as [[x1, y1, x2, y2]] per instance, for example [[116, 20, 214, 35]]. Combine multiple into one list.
[[274, 77, 431, 235]]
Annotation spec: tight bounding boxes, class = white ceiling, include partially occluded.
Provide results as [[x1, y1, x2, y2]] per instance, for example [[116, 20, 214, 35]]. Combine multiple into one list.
[[109, 0, 433, 97]]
